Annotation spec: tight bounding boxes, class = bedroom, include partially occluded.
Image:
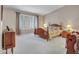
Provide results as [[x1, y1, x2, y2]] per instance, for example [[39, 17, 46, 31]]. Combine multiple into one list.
[[0, 5, 79, 54]]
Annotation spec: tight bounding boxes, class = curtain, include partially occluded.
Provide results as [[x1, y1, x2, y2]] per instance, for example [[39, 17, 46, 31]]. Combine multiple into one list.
[[19, 14, 37, 33], [16, 12, 20, 34]]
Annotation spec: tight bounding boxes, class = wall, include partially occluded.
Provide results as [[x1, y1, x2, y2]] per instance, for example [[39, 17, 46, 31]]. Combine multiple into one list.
[[45, 6, 79, 31], [0, 7, 16, 53], [2, 7, 16, 31], [2, 7, 45, 32], [0, 5, 1, 20], [38, 15, 45, 28], [2, 7, 45, 31], [0, 5, 2, 53]]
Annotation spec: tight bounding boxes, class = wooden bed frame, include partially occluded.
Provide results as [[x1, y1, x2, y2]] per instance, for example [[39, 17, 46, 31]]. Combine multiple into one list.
[[47, 24, 62, 39], [34, 28, 49, 41], [34, 24, 62, 41]]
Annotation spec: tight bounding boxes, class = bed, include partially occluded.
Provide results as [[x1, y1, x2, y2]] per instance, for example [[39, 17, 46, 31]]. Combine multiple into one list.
[[34, 24, 63, 41], [47, 24, 63, 39], [34, 28, 49, 40]]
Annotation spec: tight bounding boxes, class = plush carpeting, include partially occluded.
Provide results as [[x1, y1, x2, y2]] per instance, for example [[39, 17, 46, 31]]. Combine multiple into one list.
[[1, 33, 66, 54], [13, 33, 66, 54]]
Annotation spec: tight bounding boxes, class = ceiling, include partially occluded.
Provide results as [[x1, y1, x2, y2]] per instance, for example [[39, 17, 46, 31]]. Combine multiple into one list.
[[5, 5, 64, 15]]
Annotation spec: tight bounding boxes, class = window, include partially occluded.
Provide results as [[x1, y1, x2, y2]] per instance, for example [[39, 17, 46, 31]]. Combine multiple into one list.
[[19, 14, 37, 33]]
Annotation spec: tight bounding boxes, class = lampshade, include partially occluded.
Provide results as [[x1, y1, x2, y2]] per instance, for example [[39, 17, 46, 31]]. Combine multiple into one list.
[[43, 24, 48, 28], [67, 24, 73, 32], [67, 24, 71, 28]]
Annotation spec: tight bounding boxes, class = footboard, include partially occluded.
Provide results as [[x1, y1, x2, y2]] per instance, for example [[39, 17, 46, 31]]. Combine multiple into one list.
[[34, 28, 49, 41]]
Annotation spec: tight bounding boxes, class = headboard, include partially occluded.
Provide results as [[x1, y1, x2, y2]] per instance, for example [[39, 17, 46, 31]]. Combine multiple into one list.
[[47, 24, 63, 39], [48, 24, 62, 31]]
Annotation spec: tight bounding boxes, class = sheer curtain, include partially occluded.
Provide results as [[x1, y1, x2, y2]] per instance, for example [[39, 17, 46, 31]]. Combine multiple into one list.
[[19, 14, 37, 33]]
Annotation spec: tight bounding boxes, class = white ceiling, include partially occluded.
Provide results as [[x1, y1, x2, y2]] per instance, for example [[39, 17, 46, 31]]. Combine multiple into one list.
[[5, 5, 64, 15]]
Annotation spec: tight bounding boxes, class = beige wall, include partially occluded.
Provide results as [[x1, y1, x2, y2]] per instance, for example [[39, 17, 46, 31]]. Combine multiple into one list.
[[2, 7, 45, 32], [2, 7, 45, 31], [0, 5, 1, 20], [38, 15, 45, 28], [2, 7, 16, 31], [0, 5, 2, 53], [0, 7, 16, 52], [45, 6, 79, 30]]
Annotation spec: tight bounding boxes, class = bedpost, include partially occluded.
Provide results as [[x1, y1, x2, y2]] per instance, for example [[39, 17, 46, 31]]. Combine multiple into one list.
[[47, 24, 49, 41]]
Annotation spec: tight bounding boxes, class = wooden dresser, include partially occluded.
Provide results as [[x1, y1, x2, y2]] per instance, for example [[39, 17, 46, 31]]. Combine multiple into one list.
[[2, 31, 16, 54]]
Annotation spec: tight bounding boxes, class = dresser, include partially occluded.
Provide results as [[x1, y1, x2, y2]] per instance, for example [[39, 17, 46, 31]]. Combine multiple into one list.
[[2, 31, 16, 54]]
